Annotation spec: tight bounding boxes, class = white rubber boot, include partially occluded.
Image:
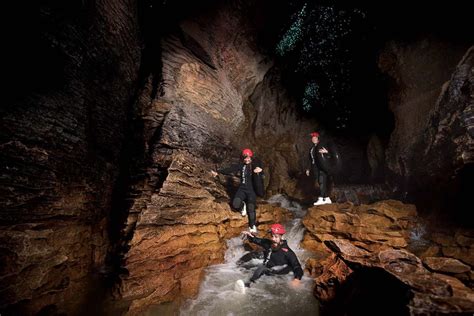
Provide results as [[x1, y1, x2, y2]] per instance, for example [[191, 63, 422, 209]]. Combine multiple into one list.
[[235, 279, 246, 294], [313, 197, 325, 205], [241, 202, 247, 217], [324, 197, 332, 204]]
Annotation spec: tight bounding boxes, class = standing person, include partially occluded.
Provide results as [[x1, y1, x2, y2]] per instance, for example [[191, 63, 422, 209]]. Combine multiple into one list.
[[305, 132, 333, 205], [235, 223, 303, 293], [211, 148, 263, 233]]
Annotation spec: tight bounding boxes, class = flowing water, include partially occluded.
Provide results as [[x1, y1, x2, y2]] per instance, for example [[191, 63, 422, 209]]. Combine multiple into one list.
[[178, 194, 319, 316]]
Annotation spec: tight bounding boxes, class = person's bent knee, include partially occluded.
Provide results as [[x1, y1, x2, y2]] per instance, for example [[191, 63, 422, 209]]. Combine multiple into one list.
[[232, 198, 243, 210]]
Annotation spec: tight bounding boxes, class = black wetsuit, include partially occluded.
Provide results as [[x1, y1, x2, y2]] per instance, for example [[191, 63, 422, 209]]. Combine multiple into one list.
[[309, 142, 330, 198], [246, 236, 303, 283], [219, 160, 263, 227]]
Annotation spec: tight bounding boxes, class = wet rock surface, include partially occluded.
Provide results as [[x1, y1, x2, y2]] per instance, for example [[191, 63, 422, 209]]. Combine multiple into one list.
[[2, 2, 473, 315], [331, 184, 393, 205], [106, 158, 293, 315], [424, 257, 471, 274], [119, 151, 291, 314], [315, 240, 474, 315], [113, 2, 330, 313], [302, 202, 474, 315]]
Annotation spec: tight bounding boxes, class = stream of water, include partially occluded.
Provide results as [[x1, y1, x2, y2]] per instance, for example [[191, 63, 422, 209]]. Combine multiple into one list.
[[178, 194, 319, 316]]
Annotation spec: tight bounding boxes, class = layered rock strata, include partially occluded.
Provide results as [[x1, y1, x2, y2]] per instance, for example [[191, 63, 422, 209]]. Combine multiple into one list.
[[302, 201, 474, 315], [301, 200, 418, 254], [116, 3, 294, 313], [118, 152, 291, 314], [313, 240, 474, 315], [0, 0, 141, 314]]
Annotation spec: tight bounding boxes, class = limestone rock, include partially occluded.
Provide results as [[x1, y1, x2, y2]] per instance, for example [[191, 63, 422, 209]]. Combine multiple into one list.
[[332, 184, 393, 205], [380, 41, 473, 213], [302, 200, 418, 254], [0, 0, 141, 314], [424, 257, 471, 274], [430, 229, 474, 267], [315, 239, 474, 315], [119, 150, 291, 315]]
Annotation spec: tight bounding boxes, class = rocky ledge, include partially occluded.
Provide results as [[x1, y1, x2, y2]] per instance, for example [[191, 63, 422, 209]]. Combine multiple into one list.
[[118, 151, 292, 314], [302, 201, 474, 315]]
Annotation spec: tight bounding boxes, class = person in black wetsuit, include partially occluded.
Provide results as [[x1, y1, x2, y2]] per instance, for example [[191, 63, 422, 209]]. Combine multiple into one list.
[[237, 223, 303, 289], [305, 131, 332, 205], [211, 148, 263, 233]]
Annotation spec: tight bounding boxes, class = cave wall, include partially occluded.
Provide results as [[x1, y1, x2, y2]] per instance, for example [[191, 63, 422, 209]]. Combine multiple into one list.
[[0, 0, 141, 314], [6, 1, 472, 314], [114, 0, 358, 313], [379, 39, 473, 212], [0, 1, 358, 313], [115, 2, 281, 314]]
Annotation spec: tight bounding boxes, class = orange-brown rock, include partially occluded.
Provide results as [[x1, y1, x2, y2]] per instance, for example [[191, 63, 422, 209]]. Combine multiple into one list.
[[430, 229, 474, 267], [112, 3, 317, 313], [424, 257, 471, 274], [0, 222, 102, 314], [301, 200, 418, 254], [315, 239, 474, 315], [314, 253, 354, 303], [118, 151, 291, 314]]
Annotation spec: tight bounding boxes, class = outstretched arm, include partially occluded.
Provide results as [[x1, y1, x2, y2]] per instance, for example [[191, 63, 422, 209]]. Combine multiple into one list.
[[211, 164, 240, 177], [286, 249, 304, 280], [217, 164, 241, 175], [241, 231, 271, 249]]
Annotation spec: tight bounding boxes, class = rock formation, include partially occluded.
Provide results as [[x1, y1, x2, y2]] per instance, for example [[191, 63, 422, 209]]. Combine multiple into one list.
[[118, 151, 291, 314], [302, 200, 418, 254], [2, 1, 472, 315], [302, 201, 474, 315], [114, 2, 312, 313], [313, 240, 474, 315], [380, 40, 473, 217], [0, 0, 141, 314]]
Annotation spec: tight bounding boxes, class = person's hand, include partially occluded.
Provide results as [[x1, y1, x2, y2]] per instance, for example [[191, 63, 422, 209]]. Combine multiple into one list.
[[210, 170, 218, 177], [305, 169, 310, 176], [241, 230, 254, 239], [319, 147, 328, 154], [289, 278, 301, 289], [253, 167, 262, 173]]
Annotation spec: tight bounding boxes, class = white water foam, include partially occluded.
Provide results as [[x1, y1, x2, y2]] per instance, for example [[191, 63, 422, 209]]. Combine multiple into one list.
[[177, 194, 319, 316]]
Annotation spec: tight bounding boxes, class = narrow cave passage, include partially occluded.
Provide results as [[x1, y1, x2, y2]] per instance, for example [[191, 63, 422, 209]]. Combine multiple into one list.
[[1, 1, 473, 315]]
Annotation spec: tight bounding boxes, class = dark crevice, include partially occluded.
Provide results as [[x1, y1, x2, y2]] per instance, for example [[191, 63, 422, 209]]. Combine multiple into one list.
[[178, 28, 217, 70], [320, 267, 413, 316], [102, 2, 166, 299]]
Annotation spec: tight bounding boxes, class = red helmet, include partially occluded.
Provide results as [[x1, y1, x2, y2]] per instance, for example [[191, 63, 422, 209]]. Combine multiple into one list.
[[310, 132, 320, 138], [242, 148, 253, 157], [270, 223, 286, 235]]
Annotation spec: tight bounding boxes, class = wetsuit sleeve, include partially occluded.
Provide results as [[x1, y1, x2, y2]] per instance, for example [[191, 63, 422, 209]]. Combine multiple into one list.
[[315, 143, 332, 174], [253, 158, 264, 170], [217, 164, 240, 175], [248, 236, 271, 250], [286, 249, 304, 280]]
